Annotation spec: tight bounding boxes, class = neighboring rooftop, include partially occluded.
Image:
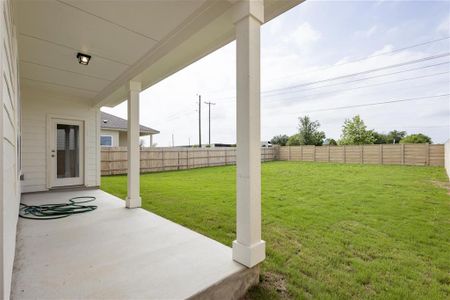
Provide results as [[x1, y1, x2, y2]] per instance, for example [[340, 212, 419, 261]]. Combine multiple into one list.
[[101, 112, 159, 135]]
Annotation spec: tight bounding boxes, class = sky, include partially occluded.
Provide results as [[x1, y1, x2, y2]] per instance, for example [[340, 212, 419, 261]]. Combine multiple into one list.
[[102, 0, 450, 147]]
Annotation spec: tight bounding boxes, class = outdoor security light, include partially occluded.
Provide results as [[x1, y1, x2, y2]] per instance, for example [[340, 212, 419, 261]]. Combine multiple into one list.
[[77, 52, 91, 65]]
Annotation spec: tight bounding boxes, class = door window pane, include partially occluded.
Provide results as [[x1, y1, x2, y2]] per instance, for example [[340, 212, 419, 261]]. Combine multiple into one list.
[[57, 124, 80, 178]]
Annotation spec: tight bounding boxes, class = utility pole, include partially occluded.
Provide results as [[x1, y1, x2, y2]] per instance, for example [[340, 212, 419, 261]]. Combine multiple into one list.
[[198, 95, 202, 147], [204, 101, 216, 146]]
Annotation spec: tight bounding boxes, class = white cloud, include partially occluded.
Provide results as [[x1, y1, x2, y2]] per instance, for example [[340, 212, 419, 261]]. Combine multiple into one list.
[[437, 14, 449, 35], [371, 45, 393, 56], [355, 25, 378, 38], [285, 22, 321, 48]]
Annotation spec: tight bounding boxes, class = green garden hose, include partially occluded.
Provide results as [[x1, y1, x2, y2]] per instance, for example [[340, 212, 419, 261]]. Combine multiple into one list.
[[19, 196, 97, 220]]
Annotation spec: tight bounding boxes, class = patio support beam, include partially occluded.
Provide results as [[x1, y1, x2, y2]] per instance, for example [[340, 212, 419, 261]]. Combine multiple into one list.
[[126, 81, 142, 208], [232, 0, 265, 268]]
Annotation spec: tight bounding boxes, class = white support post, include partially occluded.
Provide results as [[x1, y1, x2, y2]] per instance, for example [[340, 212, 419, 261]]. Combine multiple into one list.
[[126, 81, 142, 208], [232, 0, 265, 268]]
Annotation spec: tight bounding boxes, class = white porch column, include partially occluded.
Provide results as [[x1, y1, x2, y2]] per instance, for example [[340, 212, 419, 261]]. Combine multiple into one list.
[[126, 81, 142, 208], [232, 0, 265, 268]]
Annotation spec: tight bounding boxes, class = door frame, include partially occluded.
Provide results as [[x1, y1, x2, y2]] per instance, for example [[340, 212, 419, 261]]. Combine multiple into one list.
[[46, 114, 86, 189]]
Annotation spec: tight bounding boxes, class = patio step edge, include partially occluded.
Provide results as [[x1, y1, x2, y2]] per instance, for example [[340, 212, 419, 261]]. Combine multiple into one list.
[[188, 265, 260, 300]]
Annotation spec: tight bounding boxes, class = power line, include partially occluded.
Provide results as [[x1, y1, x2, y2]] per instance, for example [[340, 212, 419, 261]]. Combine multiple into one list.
[[375, 125, 449, 130], [152, 45, 450, 124], [158, 72, 449, 123], [298, 94, 450, 113], [214, 52, 450, 102], [262, 61, 450, 98], [269, 36, 450, 84], [262, 52, 450, 95], [217, 70, 449, 107], [207, 36, 450, 95], [165, 109, 195, 122], [156, 70, 449, 124], [263, 71, 449, 105]]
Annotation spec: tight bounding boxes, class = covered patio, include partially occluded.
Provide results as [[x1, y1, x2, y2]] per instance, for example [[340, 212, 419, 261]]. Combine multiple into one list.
[[0, 0, 302, 298], [12, 189, 256, 299]]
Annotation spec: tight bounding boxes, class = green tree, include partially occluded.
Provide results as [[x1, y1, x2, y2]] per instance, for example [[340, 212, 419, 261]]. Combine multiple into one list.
[[270, 134, 289, 146], [324, 138, 337, 146], [339, 115, 375, 145], [386, 130, 407, 144], [400, 133, 432, 144], [372, 132, 388, 144], [297, 116, 326, 146], [373, 130, 407, 144], [287, 134, 301, 146]]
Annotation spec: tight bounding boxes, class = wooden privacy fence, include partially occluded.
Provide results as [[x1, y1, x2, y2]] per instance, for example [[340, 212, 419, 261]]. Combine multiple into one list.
[[101, 147, 277, 175], [101, 144, 445, 175], [278, 144, 444, 166]]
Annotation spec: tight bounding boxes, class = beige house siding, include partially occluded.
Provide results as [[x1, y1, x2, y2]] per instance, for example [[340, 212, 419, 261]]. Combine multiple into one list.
[[119, 131, 127, 147], [1, 0, 20, 297], [21, 87, 100, 193]]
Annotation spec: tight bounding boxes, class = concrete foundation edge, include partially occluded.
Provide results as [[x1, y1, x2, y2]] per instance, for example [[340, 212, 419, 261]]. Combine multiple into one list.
[[188, 265, 260, 300]]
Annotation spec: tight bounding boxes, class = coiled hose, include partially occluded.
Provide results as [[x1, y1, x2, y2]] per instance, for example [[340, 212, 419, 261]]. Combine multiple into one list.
[[19, 196, 97, 220]]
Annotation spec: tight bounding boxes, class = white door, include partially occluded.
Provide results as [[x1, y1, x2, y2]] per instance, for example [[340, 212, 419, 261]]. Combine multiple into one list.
[[49, 118, 84, 187]]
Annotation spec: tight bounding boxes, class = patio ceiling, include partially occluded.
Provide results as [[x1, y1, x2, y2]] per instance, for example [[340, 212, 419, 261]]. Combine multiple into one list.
[[15, 0, 302, 106]]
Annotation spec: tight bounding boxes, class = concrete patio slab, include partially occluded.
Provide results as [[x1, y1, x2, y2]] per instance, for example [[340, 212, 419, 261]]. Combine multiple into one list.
[[12, 189, 254, 299]]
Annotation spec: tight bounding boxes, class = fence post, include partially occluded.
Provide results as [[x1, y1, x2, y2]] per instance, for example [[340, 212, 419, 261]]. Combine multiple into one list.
[[177, 150, 180, 170], [401, 144, 405, 165], [288, 146, 291, 161], [328, 145, 331, 162], [360, 145, 363, 164], [426, 143, 430, 166], [162, 149, 165, 171], [107, 148, 112, 176], [313, 145, 316, 162], [379, 144, 383, 165], [207, 149, 210, 167], [343, 145, 346, 163], [300, 146, 303, 161]]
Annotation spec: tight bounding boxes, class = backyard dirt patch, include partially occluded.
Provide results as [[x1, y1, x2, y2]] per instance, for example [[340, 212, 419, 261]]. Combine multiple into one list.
[[260, 272, 289, 298], [243, 271, 290, 300]]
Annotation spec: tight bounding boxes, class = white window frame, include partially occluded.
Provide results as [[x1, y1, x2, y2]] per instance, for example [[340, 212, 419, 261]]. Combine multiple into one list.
[[100, 135, 113, 147]]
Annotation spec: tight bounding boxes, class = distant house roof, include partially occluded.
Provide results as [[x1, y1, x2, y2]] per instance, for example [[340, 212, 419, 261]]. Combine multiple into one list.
[[100, 112, 159, 135]]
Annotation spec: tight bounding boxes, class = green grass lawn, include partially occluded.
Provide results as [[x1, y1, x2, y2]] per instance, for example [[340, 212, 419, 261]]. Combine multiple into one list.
[[101, 161, 450, 299]]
